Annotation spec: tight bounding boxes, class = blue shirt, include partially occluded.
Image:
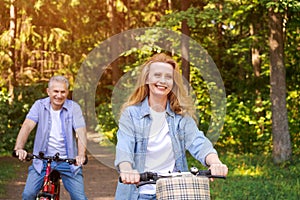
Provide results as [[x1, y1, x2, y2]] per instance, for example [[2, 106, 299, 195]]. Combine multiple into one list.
[[114, 97, 217, 200], [26, 97, 86, 174]]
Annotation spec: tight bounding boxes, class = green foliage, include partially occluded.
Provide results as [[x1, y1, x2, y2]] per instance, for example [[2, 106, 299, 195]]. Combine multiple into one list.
[[265, 0, 300, 13], [287, 90, 300, 154], [0, 89, 25, 153], [0, 84, 45, 154], [156, 0, 299, 156], [218, 94, 272, 154], [95, 102, 118, 145], [190, 66, 211, 132]]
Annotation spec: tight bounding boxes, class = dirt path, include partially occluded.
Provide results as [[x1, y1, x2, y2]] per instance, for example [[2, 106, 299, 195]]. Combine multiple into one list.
[[1, 134, 119, 200]]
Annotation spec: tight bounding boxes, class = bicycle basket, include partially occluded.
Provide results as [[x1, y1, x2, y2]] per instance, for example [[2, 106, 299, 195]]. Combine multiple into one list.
[[156, 176, 210, 200]]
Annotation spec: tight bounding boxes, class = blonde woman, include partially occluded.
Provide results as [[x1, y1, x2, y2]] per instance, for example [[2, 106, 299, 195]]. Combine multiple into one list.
[[114, 53, 228, 200]]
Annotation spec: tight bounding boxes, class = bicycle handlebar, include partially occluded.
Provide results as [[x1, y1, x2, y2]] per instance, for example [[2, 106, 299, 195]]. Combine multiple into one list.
[[12, 150, 88, 165], [119, 168, 226, 187], [139, 170, 226, 181], [137, 170, 225, 187]]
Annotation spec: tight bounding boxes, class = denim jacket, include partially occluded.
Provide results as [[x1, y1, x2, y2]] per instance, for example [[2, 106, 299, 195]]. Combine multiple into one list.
[[26, 97, 86, 175], [114, 97, 217, 200]]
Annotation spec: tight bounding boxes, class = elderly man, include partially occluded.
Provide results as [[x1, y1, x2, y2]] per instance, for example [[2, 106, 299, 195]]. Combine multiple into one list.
[[14, 75, 88, 200]]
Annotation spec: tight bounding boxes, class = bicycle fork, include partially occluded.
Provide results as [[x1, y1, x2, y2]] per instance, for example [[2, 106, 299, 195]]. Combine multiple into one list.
[[37, 162, 60, 200]]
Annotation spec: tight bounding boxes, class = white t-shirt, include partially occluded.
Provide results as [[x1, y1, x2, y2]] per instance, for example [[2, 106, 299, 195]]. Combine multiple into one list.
[[46, 107, 67, 158], [139, 108, 175, 194]]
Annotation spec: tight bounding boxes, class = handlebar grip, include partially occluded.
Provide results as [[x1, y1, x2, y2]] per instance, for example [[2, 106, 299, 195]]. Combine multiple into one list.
[[83, 155, 88, 165], [197, 170, 226, 179], [139, 172, 157, 181], [12, 150, 34, 161], [197, 170, 211, 176], [73, 155, 88, 165], [139, 172, 150, 181], [12, 150, 17, 158], [209, 175, 226, 179], [68, 155, 88, 165], [118, 171, 157, 183]]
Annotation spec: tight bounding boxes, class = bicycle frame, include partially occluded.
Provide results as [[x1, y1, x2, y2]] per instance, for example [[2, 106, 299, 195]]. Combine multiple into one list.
[[36, 159, 61, 200]]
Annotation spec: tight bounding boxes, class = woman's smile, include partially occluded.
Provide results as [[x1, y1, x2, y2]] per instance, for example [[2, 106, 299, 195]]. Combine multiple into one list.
[[155, 84, 168, 90], [147, 62, 174, 99]]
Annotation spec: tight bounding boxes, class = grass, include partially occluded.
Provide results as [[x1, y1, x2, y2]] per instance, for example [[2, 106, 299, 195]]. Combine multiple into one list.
[[188, 152, 300, 200], [0, 157, 19, 198]]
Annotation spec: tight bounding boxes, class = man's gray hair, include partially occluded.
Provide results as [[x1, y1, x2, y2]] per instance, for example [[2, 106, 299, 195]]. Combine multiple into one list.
[[48, 75, 69, 89]]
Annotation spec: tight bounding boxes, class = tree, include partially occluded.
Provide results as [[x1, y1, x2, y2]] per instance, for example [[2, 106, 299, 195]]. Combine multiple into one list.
[[107, 0, 122, 86], [268, 1, 292, 163], [8, 0, 16, 104], [181, 0, 191, 84]]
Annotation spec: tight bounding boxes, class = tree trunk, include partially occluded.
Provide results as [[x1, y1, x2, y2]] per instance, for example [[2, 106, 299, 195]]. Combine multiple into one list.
[[8, 0, 17, 104], [107, 0, 122, 86], [249, 15, 263, 134], [250, 22, 261, 79], [181, 0, 190, 85], [167, 0, 172, 10], [268, 4, 292, 164], [216, 0, 224, 69]]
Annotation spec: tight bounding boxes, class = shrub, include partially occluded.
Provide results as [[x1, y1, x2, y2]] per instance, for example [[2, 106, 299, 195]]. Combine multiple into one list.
[[0, 84, 45, 155]]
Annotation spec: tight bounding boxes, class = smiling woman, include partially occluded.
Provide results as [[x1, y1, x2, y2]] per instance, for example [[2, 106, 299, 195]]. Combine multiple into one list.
[[114, 53, 228, 200]]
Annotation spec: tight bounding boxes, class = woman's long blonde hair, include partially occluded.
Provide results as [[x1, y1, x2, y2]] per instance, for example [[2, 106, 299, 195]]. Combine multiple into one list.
[[122, 53, 197, 121]]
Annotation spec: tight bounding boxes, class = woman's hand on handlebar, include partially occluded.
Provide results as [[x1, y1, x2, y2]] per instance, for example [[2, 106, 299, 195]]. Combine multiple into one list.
[[13, 149, 28, 161], [120, 169, 140, 184], [209, 163, 228, 181], [118, 162, 140, 184]]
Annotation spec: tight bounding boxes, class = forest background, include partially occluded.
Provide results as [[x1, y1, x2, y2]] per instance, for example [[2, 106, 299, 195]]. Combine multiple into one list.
[[0, 0, 300, 198]]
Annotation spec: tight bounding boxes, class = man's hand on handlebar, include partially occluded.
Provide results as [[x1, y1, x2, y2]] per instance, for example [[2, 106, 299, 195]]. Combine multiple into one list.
[[13, 149, 28, 162], [75, 155, 87, 166]]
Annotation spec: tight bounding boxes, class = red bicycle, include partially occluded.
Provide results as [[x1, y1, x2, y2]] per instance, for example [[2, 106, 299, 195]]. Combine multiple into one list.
[[13, 151, 86, 200]]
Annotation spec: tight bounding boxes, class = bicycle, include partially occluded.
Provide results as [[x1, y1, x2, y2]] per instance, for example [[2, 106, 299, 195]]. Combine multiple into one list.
[[121, 167, 226, 200], [12, 151, 87, 200]]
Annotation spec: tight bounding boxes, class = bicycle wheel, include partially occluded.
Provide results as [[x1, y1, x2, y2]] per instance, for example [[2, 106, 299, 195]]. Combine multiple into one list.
[[36, 193, 55, 200]]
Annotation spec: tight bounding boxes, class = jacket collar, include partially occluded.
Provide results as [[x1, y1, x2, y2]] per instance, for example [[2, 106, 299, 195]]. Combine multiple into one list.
[[140, 96, 175, 118]]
